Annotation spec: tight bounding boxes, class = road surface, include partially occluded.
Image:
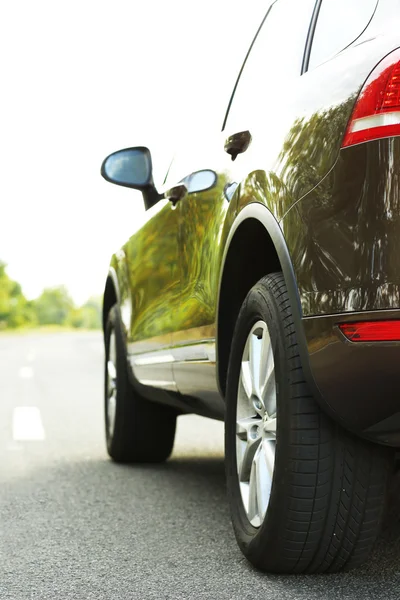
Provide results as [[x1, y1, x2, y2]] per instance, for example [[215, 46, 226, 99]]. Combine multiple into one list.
[[1, 331, 400, 599]]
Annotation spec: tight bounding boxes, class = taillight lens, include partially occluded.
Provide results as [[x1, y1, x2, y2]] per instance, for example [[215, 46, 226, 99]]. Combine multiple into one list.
[[342, 48, 400, 148], [339, 320, 400, 342]]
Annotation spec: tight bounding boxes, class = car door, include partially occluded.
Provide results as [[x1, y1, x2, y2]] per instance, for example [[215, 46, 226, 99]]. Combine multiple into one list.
[[123, 195, 181, 391], [158, 125, 251, 418], [155, 139, 229, 416], [168, 0, 317, 412]]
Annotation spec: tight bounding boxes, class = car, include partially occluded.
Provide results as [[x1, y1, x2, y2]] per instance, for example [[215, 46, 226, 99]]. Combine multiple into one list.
[[100, 0, 400, 574]]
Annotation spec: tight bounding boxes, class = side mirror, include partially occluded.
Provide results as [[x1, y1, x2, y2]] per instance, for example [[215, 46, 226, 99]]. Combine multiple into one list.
[[101, 147, 161, 210], [165, 170, 218, 206], [187, 170, 217, 194]]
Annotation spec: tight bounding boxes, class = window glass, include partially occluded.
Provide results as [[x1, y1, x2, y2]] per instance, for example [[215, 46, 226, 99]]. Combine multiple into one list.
[[308, 0, 378, 70], [224, 0, 315, 131]]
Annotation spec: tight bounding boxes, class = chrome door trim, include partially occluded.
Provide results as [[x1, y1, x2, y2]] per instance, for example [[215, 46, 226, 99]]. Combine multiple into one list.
[[171, 339, 224, 413], [133, 354, 175, 366], [137, 379, 177, 391], [171, 340, 215, 363], [129, 349, 177, 391], [128, 340, 217, 393], [129, 340, 215, 367]]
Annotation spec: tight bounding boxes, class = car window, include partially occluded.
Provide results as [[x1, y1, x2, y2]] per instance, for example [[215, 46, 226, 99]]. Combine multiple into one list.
[[223, 0, 316, 132], [308, 0, 378, 70]]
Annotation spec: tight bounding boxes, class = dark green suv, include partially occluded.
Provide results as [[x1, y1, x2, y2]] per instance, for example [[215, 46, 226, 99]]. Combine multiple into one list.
[[101, 0, 400, 574]]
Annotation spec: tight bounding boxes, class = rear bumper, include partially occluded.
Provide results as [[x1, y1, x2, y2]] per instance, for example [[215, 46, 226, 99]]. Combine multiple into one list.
[[282, 137, 400, 445], [303, 309, 400, 446]]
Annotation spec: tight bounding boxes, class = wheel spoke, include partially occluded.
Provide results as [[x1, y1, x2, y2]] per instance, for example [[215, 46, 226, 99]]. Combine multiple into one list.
[[255, 441, 274, 521], [236, 416, 262, 438], [236, 417, 250, 440], [238, 436, 261, 482], [107, 391, 117, 436], [107, 359, 117, 399], [239, 482, 250, 514], [109, 332, 117, 366], [236, 438, 247, 476], [259, 330, 275, 418], [240, 360, 253, 399], [249, 333, 263, 399], [262, 439, 276, 481], [264, 417, 277, 434], [263, 366, 276, 420], [264, 339, 274, 384], [107, 360, 117, 382], [247, 456, 259, 526], [236, 416, 262, 482], [259, 328, 272, 390]]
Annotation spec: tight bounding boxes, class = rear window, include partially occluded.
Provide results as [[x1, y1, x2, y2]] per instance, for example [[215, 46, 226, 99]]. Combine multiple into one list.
[[224, 0, 315, 132], [308, 0, 378, 70]]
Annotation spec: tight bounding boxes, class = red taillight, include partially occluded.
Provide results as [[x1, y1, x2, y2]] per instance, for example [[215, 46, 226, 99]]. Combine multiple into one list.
[[342, 48, 400, 148], [339, 320, 400, 342]]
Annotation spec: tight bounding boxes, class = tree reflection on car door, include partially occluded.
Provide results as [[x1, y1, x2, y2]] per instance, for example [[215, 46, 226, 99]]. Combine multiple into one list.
[[124, 197, 180, 390]]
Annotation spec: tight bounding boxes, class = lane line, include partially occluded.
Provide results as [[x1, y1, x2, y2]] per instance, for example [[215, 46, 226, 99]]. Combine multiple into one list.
[[12, 407, 45, 441], [19, 366, 34, 379]]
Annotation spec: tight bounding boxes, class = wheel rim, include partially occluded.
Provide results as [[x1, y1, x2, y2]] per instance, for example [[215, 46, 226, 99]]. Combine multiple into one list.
[[236, 320, 277, 528], [106, 329, 118, 438]]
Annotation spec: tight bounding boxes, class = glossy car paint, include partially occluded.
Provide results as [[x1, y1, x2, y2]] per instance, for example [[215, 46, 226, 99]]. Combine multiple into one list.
[[110, 199, 181, 391], [103, 0, 400, 444], [287, 138, 400, 316], [302, 309, 400, 445]]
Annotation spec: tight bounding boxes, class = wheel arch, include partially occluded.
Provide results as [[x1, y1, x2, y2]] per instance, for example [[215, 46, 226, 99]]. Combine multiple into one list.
[[102, 267, 120, 335], [216, 203, 307, 397]]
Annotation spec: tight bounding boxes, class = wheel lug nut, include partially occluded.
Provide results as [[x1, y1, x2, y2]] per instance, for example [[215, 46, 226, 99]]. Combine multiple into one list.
[[250, 425, 259, 439]]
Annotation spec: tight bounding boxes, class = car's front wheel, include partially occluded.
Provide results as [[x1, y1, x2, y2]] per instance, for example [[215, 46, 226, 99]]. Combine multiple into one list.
[[105, 305, 177, 463], [225, 272, 392, 573]]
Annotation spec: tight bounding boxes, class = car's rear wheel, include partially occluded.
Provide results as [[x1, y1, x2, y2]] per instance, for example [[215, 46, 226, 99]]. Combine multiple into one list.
[[225, 272, 392, 573], [105, 305, 177, 463]]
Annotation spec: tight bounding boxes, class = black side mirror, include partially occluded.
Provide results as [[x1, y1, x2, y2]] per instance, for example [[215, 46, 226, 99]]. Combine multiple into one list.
[[101, 147, 162, 210]]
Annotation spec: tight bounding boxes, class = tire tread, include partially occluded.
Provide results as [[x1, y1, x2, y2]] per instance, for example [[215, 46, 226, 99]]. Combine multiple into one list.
[[226, 272, 392, 574], [105, 305, 176, 463]]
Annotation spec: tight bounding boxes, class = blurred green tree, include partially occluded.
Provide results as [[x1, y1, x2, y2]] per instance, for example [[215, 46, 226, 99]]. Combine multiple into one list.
[[0, 262, 102, 330], [69, 297, 102, 329], [33, 286, 75, 326], [0, 262, 36, 329]]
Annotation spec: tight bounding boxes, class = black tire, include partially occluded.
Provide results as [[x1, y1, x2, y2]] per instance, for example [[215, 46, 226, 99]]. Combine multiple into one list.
[[225, 272, 392, 574], [105, 305, 177, 463]]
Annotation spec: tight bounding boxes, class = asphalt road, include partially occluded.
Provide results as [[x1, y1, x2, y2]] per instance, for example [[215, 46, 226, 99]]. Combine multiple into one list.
[[1, 331, 400, 599]]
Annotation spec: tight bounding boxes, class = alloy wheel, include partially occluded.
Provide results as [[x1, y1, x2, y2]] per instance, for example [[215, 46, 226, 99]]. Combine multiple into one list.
[[236, 320, 277, 527], [106, 329, 118, 438]]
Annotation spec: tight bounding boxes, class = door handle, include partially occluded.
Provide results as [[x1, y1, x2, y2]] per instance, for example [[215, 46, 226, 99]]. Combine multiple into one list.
[[165, 183, 188, 206], [224, 130, 252, 161]]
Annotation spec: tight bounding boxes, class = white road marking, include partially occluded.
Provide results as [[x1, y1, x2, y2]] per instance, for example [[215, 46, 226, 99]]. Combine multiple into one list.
[[12, 407, 45, 441], [19, 366, 34, 379]]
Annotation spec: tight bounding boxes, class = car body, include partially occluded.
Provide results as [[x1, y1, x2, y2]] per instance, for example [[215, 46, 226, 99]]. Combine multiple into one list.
[[101, 0, 400, 573]]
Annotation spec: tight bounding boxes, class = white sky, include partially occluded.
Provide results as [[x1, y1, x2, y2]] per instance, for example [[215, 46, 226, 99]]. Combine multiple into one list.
[[1, 1, 268, 304]]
